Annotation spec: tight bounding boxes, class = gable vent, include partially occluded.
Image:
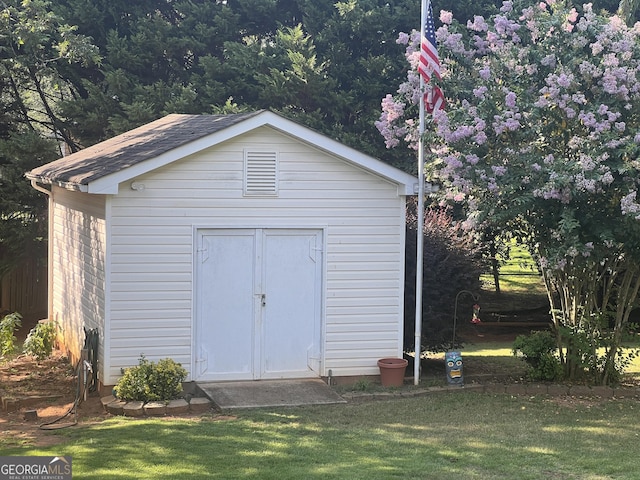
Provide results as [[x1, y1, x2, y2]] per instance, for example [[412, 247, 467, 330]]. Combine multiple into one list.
[[244, 149, 278, 196]]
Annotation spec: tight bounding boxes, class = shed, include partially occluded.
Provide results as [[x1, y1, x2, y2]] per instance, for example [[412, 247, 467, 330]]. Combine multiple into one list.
[[27, 110, 417, 387]]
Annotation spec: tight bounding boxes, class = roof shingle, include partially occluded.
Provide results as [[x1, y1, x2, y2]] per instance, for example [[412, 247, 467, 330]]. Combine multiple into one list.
[[27, 111, 263, 186]]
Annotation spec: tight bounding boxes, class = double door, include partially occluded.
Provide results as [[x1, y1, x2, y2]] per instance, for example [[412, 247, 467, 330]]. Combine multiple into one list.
[[195, 229, 323, 381]]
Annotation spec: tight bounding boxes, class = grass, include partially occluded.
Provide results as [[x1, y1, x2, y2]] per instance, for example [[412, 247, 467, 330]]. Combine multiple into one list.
[[463, 340, 640, 379], [481, 242, 547, 297], [3, 244, 639, 478], [3, 393, 640, 479]]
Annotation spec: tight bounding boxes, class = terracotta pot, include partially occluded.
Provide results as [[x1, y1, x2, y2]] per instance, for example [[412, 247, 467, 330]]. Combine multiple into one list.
[[377, 358, 408, 387]]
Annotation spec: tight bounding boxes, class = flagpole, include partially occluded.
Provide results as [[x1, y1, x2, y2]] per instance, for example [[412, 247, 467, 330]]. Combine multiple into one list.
[[414, 0, 428, 386]]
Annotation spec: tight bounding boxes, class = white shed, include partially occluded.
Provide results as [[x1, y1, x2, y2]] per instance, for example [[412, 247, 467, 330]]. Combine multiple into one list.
[[27, 110, 417, 387]]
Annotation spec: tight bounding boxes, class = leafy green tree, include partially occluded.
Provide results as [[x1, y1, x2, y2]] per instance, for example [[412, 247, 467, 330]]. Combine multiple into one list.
[[0, 0, 100, 149], [377, 0, 640, 384], [56, 0, 236, 142], [0, 0, 99, 274]]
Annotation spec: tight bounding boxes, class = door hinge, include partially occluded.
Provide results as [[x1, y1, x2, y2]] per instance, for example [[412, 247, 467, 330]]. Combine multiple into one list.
[[197, 238, 209, 262]]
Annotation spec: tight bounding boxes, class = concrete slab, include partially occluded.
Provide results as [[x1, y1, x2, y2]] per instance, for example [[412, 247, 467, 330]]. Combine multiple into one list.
[[197, 379, 346, 409]]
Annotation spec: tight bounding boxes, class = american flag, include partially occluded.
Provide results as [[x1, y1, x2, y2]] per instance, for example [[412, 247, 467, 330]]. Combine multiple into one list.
[[425, 85, 445, 113], [418, 0, 441, 83]]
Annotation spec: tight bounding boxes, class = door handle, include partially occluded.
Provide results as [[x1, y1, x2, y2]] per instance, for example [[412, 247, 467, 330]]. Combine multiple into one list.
[[261, 294, 266, 306]]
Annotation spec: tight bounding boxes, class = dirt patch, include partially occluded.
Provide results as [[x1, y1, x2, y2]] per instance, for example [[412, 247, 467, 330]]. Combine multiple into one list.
[[0, 352, 107, 448]]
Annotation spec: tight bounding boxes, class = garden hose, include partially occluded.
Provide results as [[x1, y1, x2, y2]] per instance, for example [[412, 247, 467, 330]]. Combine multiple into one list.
[[39, 358, 89, 430], [39, 328, 99, 430], [84, 328, 99, 393]]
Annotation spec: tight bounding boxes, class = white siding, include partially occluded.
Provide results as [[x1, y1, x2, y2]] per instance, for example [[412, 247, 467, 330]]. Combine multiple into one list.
[[106, 126, 406, 383], [50, 187, 106, 373]]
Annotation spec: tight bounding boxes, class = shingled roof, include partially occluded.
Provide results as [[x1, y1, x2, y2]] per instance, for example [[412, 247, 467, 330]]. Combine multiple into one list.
[[27, 111, 263, 187], [27, 110, 417, 195]]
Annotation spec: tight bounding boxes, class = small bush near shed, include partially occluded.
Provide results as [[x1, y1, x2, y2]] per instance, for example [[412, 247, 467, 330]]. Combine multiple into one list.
[[114, 355, 187, 402]]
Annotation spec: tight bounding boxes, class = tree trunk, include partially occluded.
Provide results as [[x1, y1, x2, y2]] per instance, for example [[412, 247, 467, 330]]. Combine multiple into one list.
[[490, 243, 501, 294], [619, 0, 639, 25]]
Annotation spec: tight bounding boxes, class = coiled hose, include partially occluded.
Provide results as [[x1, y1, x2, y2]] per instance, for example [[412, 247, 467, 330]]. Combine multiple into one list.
[[39, 328, 99, 430]]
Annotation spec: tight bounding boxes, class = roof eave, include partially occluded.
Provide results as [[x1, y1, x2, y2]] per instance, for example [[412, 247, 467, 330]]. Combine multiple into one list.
[[25, 173, 89, 193], [30, 110, 418, 196]]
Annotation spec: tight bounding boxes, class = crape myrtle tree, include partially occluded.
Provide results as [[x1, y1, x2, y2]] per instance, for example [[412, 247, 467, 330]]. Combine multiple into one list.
[[377, 0, 640, 385]]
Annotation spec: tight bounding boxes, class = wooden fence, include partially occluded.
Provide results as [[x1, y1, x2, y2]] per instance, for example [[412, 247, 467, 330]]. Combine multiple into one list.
[[0, 257, 47, 320]]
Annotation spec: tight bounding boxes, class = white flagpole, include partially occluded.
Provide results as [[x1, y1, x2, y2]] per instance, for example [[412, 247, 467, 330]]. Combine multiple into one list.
[[414, 0, 428, 385]]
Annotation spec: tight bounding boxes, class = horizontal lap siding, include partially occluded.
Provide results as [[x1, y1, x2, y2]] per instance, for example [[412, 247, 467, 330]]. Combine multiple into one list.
[[107, 127, 405, 382], [51, 187, 106, 371]]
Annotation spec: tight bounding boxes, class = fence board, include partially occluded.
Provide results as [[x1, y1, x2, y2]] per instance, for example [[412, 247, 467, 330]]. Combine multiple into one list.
[[0, 257, 47, 319]]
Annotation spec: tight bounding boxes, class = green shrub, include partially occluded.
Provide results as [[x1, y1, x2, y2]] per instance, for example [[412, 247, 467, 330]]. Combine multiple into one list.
[[513, 330, 563, 381], [23, 321, 57, 359], [0, 312, 22, 357], [114, 355, 187, 402]]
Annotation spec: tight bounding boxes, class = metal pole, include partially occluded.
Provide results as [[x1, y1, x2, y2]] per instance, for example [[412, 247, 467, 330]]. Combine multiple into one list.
[[414, 0, 428, 386]]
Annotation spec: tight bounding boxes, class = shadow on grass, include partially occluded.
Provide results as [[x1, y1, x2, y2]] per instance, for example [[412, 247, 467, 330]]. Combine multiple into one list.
[[10, 394, 640, 479]]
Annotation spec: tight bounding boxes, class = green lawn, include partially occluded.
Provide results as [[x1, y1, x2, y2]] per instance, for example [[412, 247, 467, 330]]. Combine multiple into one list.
[[461, 341, 640, 377], [4, 243, 639, 479], [3, 393, 640, 479], [481, 242, 547, 296]]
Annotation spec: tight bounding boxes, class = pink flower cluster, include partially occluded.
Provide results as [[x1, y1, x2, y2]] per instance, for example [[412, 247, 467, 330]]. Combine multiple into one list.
[[376, 0, 640, 270]]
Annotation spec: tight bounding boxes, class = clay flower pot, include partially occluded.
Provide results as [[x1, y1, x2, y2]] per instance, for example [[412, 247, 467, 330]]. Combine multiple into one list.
[[377, 357, 408, 387]]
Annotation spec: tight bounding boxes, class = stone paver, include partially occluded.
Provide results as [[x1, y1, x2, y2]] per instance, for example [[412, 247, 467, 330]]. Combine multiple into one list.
[[547, 384, 569, 396], [96, 380, 640, 418], [104, 398, 127, 415], [122, 401, 145, 417], [144, 401, 167, 416], [167, 399, 190, 415], [188, 397, 212, 414]]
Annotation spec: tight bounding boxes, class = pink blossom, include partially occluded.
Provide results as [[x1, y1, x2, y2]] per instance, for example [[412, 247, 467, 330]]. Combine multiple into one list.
[[473, 86, 488, 99], [556, 73, 573, 87], [601, 172, 614, 184], [468, 16, 489, 32], [466, 154, 480, 165], [474, 132, 488, 144], [500, 1, 513, 13], [440, 10, 454, 25], [492, 165, 507, 176], [479, 66, 491, 80], [621, 191, 640, 219], [396, 32, 410, 45], [541, 54, 556, 67]]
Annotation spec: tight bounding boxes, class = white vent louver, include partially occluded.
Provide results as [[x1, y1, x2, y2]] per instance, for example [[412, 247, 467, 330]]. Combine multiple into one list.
[[244, 149, 278, 196]]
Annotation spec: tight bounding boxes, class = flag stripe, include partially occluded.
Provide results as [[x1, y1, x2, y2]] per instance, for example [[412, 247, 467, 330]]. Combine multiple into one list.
[[425, 86, 445, 114], [418, 0, 441, 83]]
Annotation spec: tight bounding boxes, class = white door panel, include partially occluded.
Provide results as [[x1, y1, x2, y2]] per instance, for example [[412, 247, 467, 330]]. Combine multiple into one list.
[[195, 229, 322, 381], [196, 230, 255, 381], [261, 231, 321, 378]]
